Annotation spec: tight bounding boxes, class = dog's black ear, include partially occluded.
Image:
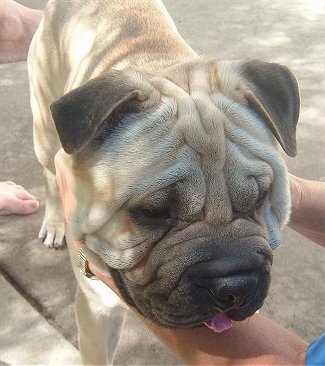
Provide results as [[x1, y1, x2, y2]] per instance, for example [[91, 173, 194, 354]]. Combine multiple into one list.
[[50, 70, 157, 154], [220, 60, 300, 157]]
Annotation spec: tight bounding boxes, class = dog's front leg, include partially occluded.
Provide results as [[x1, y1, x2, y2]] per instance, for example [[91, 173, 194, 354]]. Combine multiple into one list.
[[30, 86, 65, 248], [28, 33, 66, 248], [39, 166, 65, 247], [75, 285, 127, 365]]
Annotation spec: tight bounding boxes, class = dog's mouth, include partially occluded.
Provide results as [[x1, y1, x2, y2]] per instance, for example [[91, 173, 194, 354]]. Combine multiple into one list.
[[204, 313, 233, 332], [110, 265, 271, 330], [104, 222, 274, 330]]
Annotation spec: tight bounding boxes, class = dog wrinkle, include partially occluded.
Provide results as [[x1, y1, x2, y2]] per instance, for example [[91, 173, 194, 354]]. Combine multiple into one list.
[[154, 61, 228, 166], [153, 62, 239, 225], [124, 232, 263, 290], [220, 99, 290, 227], [210, 91, 291, 234]]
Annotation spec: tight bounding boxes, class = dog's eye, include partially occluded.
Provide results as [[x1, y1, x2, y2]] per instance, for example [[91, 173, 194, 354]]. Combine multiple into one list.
[[130, 206, 171, 227], [141, 207, 170, 220], [255, 190, 268, 209]]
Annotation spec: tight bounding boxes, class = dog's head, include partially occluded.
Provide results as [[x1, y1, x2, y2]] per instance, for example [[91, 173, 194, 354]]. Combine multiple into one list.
[[51, 59, 299, 327]]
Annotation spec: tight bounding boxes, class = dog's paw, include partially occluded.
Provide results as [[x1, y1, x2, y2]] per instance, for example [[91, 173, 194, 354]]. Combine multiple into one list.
[[39, 219, 65, 249]]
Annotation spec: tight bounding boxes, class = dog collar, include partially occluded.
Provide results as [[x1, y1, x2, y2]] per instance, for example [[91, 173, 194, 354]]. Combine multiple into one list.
[[78, 248, 98, 280]]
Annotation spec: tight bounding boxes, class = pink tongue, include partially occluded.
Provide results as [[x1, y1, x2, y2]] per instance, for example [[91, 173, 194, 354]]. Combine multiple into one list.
[[204, 313, 232, 333]]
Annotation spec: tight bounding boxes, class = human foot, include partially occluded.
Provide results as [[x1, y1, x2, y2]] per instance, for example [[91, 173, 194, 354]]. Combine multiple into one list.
[[0, 181, 39, 215]]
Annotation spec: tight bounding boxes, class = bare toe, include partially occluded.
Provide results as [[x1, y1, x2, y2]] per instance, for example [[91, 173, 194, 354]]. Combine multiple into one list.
[[0, 181, 39, 215]]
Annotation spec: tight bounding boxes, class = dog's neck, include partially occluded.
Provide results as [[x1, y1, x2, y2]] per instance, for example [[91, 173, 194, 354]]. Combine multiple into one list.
[[97, 33, 197, 81]]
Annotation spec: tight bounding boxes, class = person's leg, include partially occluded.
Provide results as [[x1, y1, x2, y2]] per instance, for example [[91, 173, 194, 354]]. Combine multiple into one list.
[[0, 181, 39, 215], [0, 0, 42, 63], [0, 2, 42, 215]]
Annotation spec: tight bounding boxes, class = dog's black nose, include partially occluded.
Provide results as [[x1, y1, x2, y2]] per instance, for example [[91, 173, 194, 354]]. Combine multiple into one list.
[[210, 275, 257, 307], [194, 275, 258, 310]]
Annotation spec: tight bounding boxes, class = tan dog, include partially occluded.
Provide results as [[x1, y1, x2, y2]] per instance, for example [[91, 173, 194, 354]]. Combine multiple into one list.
[[28, 0, 299, 364]]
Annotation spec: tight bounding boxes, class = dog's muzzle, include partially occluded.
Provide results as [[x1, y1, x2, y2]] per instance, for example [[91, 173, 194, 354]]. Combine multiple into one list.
[[110, 235, 273, 328]]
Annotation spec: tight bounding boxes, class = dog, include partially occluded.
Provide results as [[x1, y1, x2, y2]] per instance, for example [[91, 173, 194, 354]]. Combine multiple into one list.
[[28, 0, 300, 364]]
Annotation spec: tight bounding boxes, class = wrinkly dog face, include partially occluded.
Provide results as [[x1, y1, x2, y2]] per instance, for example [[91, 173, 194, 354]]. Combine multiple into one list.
[[52, 59, 299, 327]]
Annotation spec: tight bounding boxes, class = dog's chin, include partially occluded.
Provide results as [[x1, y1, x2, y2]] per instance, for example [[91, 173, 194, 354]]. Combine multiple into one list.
[[142, 288, 268, 329], [110, 268, 270, 328]]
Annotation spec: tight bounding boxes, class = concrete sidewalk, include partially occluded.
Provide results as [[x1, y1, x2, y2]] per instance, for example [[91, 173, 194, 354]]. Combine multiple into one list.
[[1, 0, 324, 365], [0, 274, 80, 365]]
